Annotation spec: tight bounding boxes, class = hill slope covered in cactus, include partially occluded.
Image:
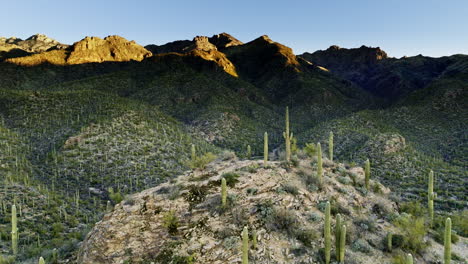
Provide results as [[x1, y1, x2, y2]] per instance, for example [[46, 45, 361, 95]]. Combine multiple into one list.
[[0, 32, 466, 263]]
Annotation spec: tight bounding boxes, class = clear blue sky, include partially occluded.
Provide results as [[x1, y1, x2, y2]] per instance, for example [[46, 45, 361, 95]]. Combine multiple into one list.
[[1, 0, 467, 58]]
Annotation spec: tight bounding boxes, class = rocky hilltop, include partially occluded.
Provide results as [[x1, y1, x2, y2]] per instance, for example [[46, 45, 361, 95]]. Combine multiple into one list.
[[0, 33, 67, 53], [5, 35, 152, 66], [0, 33, 67, 60], [77, 154, 466, 264], [67, 35, 152, 64]]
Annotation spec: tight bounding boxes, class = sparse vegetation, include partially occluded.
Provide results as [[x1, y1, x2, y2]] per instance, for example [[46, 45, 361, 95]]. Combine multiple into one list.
[[162, 210, 179, 235]]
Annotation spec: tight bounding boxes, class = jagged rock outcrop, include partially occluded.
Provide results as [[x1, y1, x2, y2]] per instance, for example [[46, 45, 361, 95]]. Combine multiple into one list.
[[5, 35, 152, 66], [66, 35, 152, 64], [208, 33, 243, 50], [145, 33, 242, 54], [0, 33, 68, 61], [0, 33, 67, 53], [146, 35, 238, 76], [186, 36, 217, 52]]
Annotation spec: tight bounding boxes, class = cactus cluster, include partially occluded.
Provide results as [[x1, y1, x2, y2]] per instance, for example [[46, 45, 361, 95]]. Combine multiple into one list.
[[324, 203, 347, 263]]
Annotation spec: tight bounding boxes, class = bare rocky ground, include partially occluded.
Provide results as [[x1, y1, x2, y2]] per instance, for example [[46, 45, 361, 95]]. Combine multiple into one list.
[[77, 154, 466, 264]]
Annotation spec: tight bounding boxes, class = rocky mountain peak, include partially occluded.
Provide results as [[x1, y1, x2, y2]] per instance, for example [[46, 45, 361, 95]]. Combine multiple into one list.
[[25, 33, 56, 43], [66, 35, 152, 64], [0, 33, 66, 53], [254, 34, 274, 44], [327, 45, 341, 51], [317, 45, 388, 63], [185, 36, 217, 52], [208, 33, 243, 50]]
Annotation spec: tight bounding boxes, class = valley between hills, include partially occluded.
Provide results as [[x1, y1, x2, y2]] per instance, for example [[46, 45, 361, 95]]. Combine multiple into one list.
[[0, 33, 466, 263]]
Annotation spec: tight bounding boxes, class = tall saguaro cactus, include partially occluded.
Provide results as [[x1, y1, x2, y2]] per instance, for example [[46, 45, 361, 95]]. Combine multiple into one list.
[[364, 159, 371, 190], [191, 144, 196, 161], [252, 228, 258, 249], [264, 132, 268, 167], [444, 217, 451, 264], [324, 201, 331, 264], [242, 226, 249, 264], [387, 233, 393, 252], [283, 106, 292, 161], [339, 225, 346, 263], [317, 143, 323, 185], [221, 178, 227, 208], [247, 145, 252, 159], [39, 257, 45, 264], [428, 170, 436, 226], [406, 253, 413, 264], [329, 131, 334, 161], [335, 213, 341, 260], [11, 204, 18, 255]]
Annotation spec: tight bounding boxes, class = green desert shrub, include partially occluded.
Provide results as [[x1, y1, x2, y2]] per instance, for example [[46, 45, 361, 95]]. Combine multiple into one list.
[[400, 201, 426, 217], [303, 143, 317, 157], [351, 239, 372, 254], [278, 183, 299, 196], [0, 256, 16, 264], [393, 214, 429, 253], [298, 169, 322, 191], [188, 152, 216, 169], [219, 150, 237, 161], [391, 254, 408, 264], [294, 227, 319, 246], [261, 206, 317, 247], [162, 210, 179, 235], [231, 206, 249, 227], [256, 200, 275, 225], [222, 172, 240, 187], [108, 187, 124, 204], [354, 217, 377, 232]]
